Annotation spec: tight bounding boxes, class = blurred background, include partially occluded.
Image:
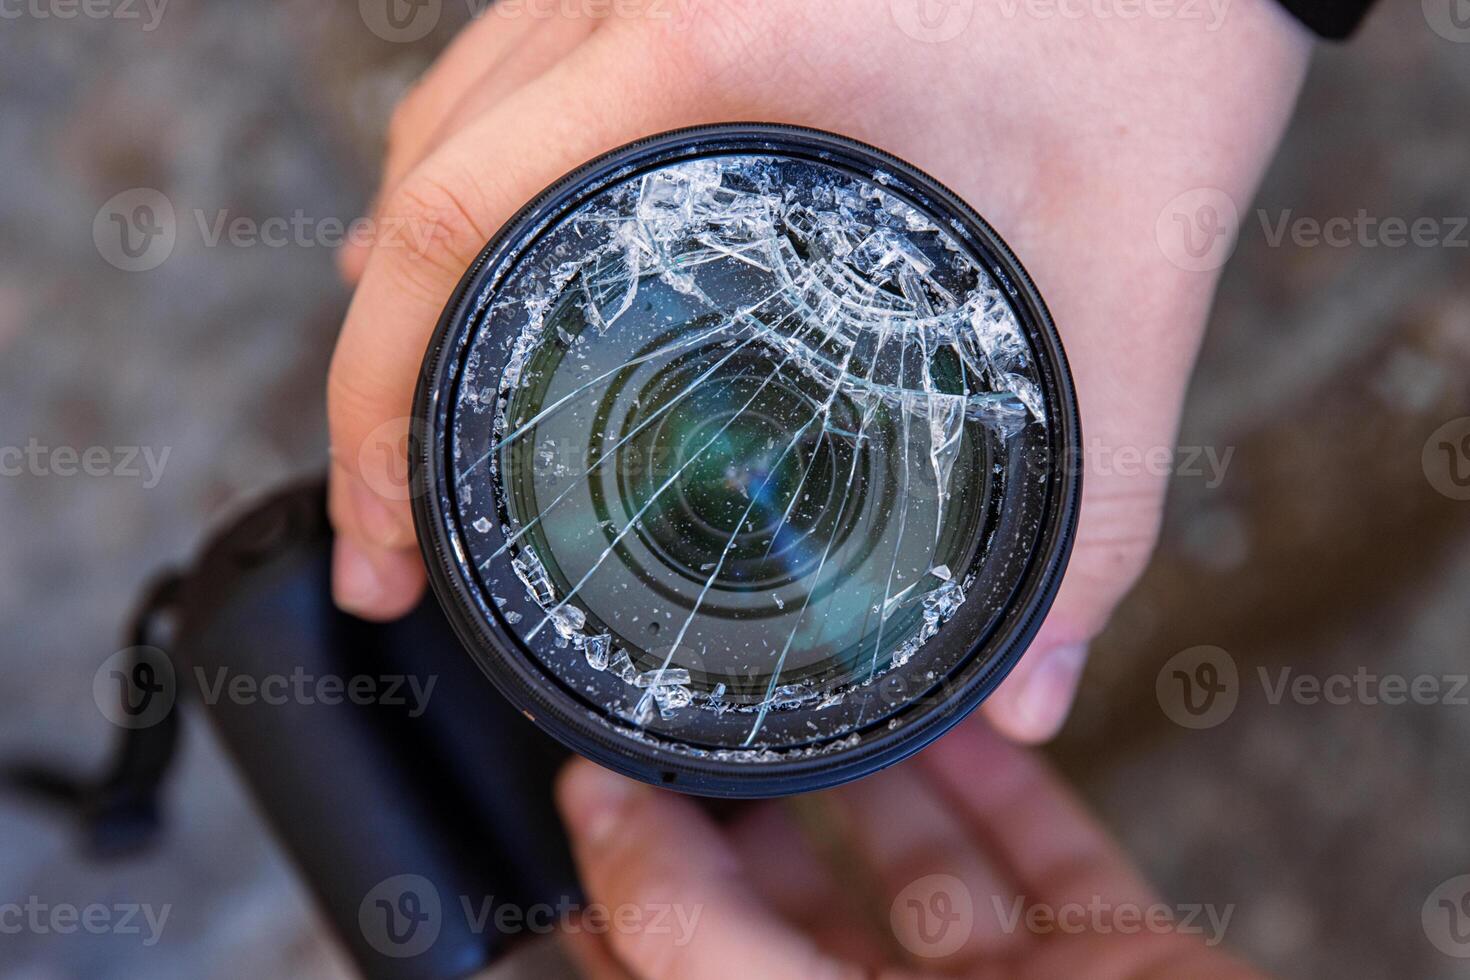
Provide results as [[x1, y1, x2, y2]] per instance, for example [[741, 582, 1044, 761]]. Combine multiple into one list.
[[1, 1, 1467, 978]]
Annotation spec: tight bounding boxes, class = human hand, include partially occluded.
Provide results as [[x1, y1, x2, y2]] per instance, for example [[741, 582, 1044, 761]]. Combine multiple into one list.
[[326, 0, 1311, 739], [553, 718, 1264, 980]]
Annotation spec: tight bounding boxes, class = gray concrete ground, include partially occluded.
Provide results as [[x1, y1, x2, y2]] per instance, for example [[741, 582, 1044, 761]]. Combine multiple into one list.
[[1, 2, 1467, 978]]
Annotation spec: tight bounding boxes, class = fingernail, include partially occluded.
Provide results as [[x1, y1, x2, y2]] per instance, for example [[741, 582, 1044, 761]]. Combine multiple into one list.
[[351, 475, 412, 549], [1015, 644, 1088, 739], [559, 761, 640, 847], [334, 537, 385, 613]]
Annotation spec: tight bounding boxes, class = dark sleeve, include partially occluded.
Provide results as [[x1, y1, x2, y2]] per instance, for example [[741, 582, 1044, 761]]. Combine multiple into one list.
[[1273, 0, 1377, 38]]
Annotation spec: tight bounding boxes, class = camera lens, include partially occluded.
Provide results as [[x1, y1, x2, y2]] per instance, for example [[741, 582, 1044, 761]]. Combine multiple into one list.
[[414, 125, 1079, 796]]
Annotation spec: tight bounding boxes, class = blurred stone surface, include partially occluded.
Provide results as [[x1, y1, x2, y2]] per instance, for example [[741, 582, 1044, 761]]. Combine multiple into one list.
[[0, 2, 1466, 978]]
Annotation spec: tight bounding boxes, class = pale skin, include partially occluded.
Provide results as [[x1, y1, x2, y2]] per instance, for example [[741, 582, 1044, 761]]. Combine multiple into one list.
[[327, 0, 1311, 743], [554, 717, 1267, 980], [327, 3, 1309, 968]]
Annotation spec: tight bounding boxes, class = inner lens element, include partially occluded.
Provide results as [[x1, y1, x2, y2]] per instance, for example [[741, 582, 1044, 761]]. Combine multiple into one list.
[[443, 151, 1052, 756]]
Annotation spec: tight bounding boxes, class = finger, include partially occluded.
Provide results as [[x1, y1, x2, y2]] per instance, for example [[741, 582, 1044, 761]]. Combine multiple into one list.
[[916, 717, 1155, 913], [327, 25, 725, 619], [828, 763, 1027, 967], [339, 11, 598, 284], [980, 232, 1212, 744], [727, 801, 890, 970], [555, 760, 858, 980], [982, 464, 1169, 743], [406, 12, 599, 181], [561, 924, 638, 980], [726, 802, 838, 920], [327, 456, 425, 619]]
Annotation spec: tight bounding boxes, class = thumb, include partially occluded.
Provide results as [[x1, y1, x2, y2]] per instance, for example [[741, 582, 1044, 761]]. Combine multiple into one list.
[[555, 761, 853, 980], [982, 469, 1167, 743]]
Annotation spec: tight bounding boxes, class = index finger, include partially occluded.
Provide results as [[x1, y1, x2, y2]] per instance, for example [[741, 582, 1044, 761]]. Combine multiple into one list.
[[915, 718, 1156, 911], [326, 24, 714, 618]]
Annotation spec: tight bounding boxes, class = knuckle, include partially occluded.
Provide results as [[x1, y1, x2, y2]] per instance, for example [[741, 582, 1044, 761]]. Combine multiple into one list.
[[326, 368, 393, 460], [654, 0, 783, 88], [1067, 484, 1166, 615], [606, 906, 693, 980], [379, 171, 490, 291], [385, 84, 430, 155]]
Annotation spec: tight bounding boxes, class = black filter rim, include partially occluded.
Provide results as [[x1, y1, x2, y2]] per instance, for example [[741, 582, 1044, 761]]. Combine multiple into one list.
[[411, 123, 1082, 798]]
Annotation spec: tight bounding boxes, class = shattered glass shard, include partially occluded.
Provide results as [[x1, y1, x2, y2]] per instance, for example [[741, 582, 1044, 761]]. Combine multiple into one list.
[[449, 152, 1051, 753]]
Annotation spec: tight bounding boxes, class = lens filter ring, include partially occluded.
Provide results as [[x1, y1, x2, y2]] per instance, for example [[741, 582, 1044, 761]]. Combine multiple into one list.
[[412, 124, 1081, 797]]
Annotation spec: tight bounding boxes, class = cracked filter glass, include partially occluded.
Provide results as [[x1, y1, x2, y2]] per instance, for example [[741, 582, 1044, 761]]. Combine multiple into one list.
[[413, 126, 1080, 796]]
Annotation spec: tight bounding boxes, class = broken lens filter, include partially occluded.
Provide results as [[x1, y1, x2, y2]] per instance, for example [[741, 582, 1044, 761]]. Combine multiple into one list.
[[413, 125, 1080, 796]]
